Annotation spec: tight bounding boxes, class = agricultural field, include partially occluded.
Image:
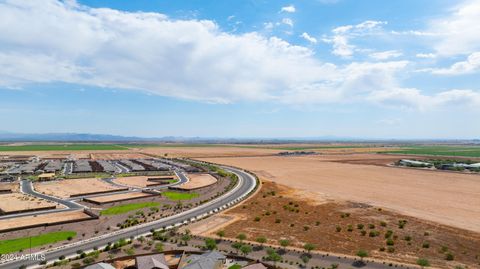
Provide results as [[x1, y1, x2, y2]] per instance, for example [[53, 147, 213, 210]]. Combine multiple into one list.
[[0, 231, 76, 254], [200, 154, 480, 233], [162, 191, 199, 200], [210, 181, 480, 269], [384, 145, 480, 158], [0, 144, 127, 152], [100, 202, 160, 215]]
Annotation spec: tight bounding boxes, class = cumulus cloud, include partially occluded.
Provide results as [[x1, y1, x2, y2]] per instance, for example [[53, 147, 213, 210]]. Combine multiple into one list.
[[429, 52, 480, 75], [300, 32, 317, 44], [369, 50, 402, 60], [323, 20, 386, 58], [280, 5, 296, 13], [0, 0, 479, 111], [430, 0, 480, 56]]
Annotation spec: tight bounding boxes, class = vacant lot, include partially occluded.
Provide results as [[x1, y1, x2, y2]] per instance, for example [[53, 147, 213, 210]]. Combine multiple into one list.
[[0, 193, 58, 214], [100, 201, 160, 215], [214, 181, 480, 269], [113, 176, 173, 188], [0, 210, 92, 232], [139, 146, 281, 158], [0, 183, 19, 193], [0, 231, 76, 254], [85, 192, 154, 204], [35, 178, 124, 198], [91, 153, 148, 160], [174, 173, 217, 190], [0, 144, 127, 152], [200, 154, 480, 233]]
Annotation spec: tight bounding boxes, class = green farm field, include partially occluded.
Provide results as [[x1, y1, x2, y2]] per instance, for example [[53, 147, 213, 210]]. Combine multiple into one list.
[[0, 231, 76, 254], [0, 144, 127, 151], [384, 145, 480, 158]]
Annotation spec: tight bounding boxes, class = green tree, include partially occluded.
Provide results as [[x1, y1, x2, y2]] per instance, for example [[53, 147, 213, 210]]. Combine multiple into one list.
[[216, 230, 225, 239], [240, 245, 252, 256], [279, 239, 290, 250], [256, 236, 267, 248], [416, 258, 430, 268], [237, 233, 247, 242], [303, 243, 316, 254], [232, 242, 243, 254], [356, 250, 368, 262], [204, 238, 217, 250], [301, 254, 310, 268], [181, 234, 192, 245]]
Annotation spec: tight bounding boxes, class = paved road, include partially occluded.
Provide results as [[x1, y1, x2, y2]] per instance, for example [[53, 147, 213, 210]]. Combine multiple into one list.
[[1, 166, 257, 269]]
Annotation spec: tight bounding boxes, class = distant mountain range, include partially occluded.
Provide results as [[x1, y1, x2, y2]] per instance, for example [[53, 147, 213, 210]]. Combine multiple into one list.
[[0, 131, 478, 143]]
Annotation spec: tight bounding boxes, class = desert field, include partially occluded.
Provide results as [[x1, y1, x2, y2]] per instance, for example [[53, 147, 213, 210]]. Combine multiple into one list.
[[208, 181, 480, 269], [0, 210, 93, 232], [138, 146, 281, 158], [0, 183, 19, 193], [200, 154, 480, 233], [35, 178, 125, 198], [174, 173, 217, 190], [91, 153, 148, 160], [84, 192, 154, 204], [0, 193, 58, 214]]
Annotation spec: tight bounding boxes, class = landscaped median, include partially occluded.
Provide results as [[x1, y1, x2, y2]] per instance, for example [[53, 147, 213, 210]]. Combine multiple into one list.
[[0, 231, 76, 254], [100, 202, 161, 215]]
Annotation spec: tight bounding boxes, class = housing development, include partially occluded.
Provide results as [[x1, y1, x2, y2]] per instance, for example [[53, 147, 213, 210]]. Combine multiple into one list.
[[0, 143, 478, 269]]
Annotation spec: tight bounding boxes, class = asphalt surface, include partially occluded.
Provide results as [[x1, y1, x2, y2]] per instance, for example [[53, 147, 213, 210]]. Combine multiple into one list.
[[1, 166, 257, 269]]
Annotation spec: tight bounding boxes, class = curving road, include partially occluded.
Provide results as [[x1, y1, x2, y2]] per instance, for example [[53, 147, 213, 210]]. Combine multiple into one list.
[[1, 166, 257, 269]]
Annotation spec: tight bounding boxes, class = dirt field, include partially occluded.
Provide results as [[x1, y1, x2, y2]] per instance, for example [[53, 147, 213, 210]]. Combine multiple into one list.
[[139, 146, 282, 158], [84, 192, 153, 204], [199, 154, 480, 233], [211, 181, 480, 269], [35, 178, 124, 198], [0, 210, 92, 232], [174, 173, 217, 190], [0, 193, 58, 214], [113, 176, 173, 188], [0, 182, 19, 193]]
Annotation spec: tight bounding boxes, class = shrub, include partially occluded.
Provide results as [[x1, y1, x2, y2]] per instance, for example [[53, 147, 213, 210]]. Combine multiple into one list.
[[416, 258, 430, 268], [445, 252, 454, 261], [360, 230, 367, 236], [385, 230, 393, 239], [335, 226, 341, 232], [357, 224, 364, 229], [380, 221, 387, 227], [275, 218, 281, 223], [404, 235, 412, 241], [387, 247, 395, 253], [254, 216, 261, 222], [368, 224, 375, 229], [386, 239, 395, 246]]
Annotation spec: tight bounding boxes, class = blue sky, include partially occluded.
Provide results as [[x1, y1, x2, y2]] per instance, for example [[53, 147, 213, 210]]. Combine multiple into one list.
[[0, 0, 479, 139]]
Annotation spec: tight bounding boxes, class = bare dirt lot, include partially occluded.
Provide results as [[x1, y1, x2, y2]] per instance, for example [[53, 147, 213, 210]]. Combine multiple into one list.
[[174, 173, 217, 190], [35, 178, 124, 198], [0, 193, 58, 214], [113, 176, 173, 188], [0, 210, 92, 232], [84, 192, 154, 204], [91, 153, 148, 160], [199, 154, 480, 233], [0, 182, 19, 193], [139, 146, 282, 158], [211, 181, 480, 269]]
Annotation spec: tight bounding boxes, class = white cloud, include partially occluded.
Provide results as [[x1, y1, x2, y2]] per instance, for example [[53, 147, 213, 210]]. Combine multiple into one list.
[[368, 88, 480, 110], [429, 52, 480, 75], [281, 18, 294, 27], [430, 0, 480, 56], [416, 53, 436, 59], [323, 20, 386, 58], [0, 0, 479, 111], [369, 50, 402, 60], [300, 32, 317, 44], [280, 5, 296, 13]]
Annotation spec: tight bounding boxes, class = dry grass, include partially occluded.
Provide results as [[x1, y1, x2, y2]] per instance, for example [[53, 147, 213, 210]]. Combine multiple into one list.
[[199, 154, 480, 233], [216, 181, 480, 269]]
